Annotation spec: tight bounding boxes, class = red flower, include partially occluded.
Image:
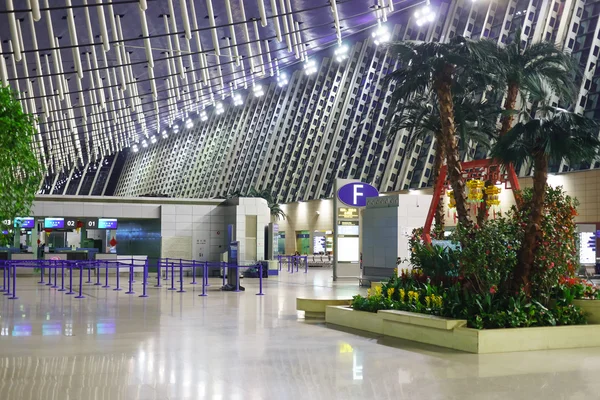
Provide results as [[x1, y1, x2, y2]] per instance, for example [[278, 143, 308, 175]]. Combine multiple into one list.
[[490, 285, 497, 294], [548, 262, 554, 269]]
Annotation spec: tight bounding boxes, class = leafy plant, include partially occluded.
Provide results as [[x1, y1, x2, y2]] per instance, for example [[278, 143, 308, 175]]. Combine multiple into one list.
[[0, 87, 42, 246]]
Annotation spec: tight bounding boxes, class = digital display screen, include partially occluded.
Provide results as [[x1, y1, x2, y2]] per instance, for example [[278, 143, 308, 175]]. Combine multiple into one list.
[[338, 237, 360, 262], [14, 217, 35, 229], [98, 218, 118, 229], [338, 207, 359, 219], [338, 224, 359, 235], [44, 217, 64, 229]]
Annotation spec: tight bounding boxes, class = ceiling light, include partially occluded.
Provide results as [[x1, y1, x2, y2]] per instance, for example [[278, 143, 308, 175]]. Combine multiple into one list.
[[185, 118, 193, 129], [141, 140, 148, 148], [215, 102, 224, 115], [200, 110, 208, 121], [277, 73, 288, 87], [304, 59, 317, 75], [414, 5, 436, 26], [372, 25, 391, 45], [253, 84, 264, 97], [132, 144, 139, 153], [150, 136, 157, 144], [233, 93, 243, 106], [334, 43, 349, 62], [162, 130, 168, 139], [173, 124, 179, 133]]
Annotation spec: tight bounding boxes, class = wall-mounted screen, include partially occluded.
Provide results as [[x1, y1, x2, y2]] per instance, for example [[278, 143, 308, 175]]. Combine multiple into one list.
[[98, 218, 118, 229], [338, 237, 360, 262], [14, 217, 35, 229], [44, 217, 64, 229]]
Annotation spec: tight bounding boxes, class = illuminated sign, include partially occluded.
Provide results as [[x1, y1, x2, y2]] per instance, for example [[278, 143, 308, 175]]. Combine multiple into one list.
[[98, 218, 118, 229], [44, 217, 64, 229], [14, 217, 35, 229], [337, 182, 379, 207], [338, 207, 359, 219]]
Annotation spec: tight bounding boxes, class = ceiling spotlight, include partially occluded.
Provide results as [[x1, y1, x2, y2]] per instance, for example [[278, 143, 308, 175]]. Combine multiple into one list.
[[132, 144, 139, 153], [161, 130, 168, 139], [372, 25, 391, 46], [141, 140, 148, 148], [334, 44, 349, 62], [253, 84, 265, 97], [304, 59, 317, 75], [185, 118, 193, 129], [233, 93, 243, 106], [277, 72, 289, 87], [173, 124, 179, 133], [200, 110, 208, 121], [414, 5, 436, 26], [215, 102, 224, 115], [150, 136, 157, 144]]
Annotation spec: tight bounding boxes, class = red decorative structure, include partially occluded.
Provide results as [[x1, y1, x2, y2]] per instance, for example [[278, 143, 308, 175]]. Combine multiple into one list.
[[422, 160, 520, 244]]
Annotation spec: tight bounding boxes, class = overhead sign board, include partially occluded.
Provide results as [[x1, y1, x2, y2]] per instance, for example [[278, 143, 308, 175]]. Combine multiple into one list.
[[337, 182, 379, 207], [14, 217, 35, 229], [44, 217, 64, 229], [98, 218, 118, 229]]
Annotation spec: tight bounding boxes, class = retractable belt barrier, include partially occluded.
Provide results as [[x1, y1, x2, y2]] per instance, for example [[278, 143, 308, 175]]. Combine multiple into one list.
[[0, 258, 266, 299], [277, 255, 308, 274]]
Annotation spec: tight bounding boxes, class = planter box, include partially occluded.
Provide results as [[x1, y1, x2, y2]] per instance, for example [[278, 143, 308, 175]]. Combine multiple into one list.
[[326, 306, 600, 354], [573, 299, 600, 324], [296, 298, 352, 318], [325, 306, 383, 334]]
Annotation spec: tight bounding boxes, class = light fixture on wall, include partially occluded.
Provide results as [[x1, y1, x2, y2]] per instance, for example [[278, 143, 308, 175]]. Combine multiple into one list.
[[316, 211, 320, 215]]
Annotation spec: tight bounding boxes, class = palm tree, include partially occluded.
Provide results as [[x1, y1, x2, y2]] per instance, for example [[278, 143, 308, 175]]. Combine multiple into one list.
[[389, 91, 499, 232], [386, 37, 495, 227], [478, 31, 576, 138], [246, 187, 287, 220], [492, 104, 600, 294]]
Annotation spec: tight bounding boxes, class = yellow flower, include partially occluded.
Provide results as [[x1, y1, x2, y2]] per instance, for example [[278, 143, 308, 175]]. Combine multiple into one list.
[[425, 296, 431, 308], [387, 287, 395, 299], [393, 267, 398, 276], [408, 291, 419, 303], [367, 288, 372, 297], [374, 286, 382, 297], [399, 289, 406, 302]]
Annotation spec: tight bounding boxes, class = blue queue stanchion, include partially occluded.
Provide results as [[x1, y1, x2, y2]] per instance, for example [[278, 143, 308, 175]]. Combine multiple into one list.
[[139, 260, 148, 298], [51, 262, 58, 288], [58, 261, 66, 292], [177, 261, 185, 293], [155, 259, 162, 287], [86, 264, 92, 283], [94, 261, 102, 286], [190, 260, 197, 285], [168, 262, 176, 290], [4, 262, 12, 296], [257, 264, 264, 296], [164, 258, 169, 281], [66, 263, 75, 295], [8, 264, 17, 300], [102, 261, 110, 288], [114, 262, 122, 291], [199, 263, 207, 297], [75, 264, 85, 298], [1, 262, 7, 293], [126, 263, 135, 294], [38, 260, 45, 284]]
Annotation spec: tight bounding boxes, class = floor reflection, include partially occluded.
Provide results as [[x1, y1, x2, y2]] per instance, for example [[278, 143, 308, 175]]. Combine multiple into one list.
[[0, 269, 598, 399]]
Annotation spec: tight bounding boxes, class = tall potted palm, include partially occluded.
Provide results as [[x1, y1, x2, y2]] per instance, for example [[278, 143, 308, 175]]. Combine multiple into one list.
[[478, 31, 576, 137], [386, 37, 495, 227], [388, 91, 499, 232], [492, 101, 600, 294]]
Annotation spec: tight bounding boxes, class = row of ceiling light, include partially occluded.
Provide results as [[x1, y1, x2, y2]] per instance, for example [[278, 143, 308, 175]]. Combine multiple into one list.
[[133, 4, 436, 154]]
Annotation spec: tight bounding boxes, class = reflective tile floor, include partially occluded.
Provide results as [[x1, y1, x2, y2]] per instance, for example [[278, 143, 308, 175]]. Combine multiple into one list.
[[1, 269, 600, 400]]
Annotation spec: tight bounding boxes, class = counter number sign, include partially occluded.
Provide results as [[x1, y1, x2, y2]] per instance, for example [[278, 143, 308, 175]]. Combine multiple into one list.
[[86, 218, 98, 229], [65, 218, 77, 228]]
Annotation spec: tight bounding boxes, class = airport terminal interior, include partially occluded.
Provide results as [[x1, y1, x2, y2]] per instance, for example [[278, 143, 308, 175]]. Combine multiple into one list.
[[4, 0, 600, 399]]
